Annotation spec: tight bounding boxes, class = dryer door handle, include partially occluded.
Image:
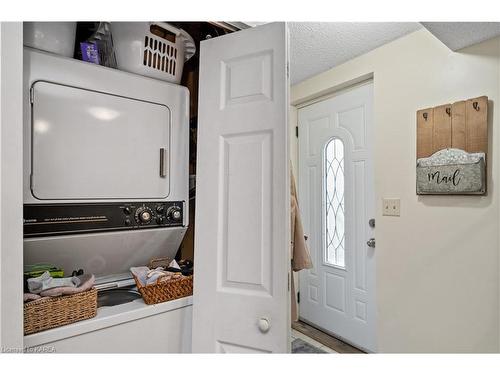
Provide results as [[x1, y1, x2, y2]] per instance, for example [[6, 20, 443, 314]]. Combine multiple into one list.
[[159, 148, 167, 178]]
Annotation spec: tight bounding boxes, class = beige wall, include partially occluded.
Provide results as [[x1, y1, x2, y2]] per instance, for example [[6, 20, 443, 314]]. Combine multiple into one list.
[[291, 29, 500, 353]]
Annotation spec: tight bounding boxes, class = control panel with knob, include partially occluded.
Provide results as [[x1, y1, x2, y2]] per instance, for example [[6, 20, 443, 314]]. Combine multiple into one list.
[[167, 206, 182, 222], [24, 201, 185, 237], [135, 207, 153, 224]]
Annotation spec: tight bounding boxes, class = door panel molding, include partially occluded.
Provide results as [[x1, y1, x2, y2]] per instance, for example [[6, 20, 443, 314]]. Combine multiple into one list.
[[192, 22, 290, 353]]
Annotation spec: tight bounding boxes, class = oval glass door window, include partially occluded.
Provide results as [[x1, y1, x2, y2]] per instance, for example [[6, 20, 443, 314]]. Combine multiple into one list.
[[324, 138, 345, 268]]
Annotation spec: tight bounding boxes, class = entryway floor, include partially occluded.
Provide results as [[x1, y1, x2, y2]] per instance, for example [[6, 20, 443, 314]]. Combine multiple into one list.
[[292, 329, 337, 353], [292, 320, 364, 354]]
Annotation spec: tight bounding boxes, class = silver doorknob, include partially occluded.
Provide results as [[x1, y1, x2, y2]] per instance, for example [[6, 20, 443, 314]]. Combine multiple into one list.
[[258, 317, 270, 333], [367, 238, 376, 248]]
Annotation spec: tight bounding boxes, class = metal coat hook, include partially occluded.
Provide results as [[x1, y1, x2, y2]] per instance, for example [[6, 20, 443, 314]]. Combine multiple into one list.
[[423, 112, 428, 121], [446, 107, 451, 116], [473, 101, 480, 111]]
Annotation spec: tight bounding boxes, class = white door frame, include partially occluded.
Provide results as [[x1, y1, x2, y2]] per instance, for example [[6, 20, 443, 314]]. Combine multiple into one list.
[[291, 76, 377, 351], [0, 22, 24, 351]]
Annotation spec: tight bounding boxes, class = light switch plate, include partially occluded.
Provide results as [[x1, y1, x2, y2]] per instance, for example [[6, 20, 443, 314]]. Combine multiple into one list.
[[382, 198, 400, 216]]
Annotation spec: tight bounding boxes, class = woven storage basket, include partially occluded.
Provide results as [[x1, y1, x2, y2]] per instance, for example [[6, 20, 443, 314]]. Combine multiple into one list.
[[133, 274, 193, 305], [24, 288, 97, 335]]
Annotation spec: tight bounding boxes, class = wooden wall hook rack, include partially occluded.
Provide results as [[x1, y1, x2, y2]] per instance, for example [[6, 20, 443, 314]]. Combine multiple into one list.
[[416, 95, 489, 195], [416, 96, 488, 159]]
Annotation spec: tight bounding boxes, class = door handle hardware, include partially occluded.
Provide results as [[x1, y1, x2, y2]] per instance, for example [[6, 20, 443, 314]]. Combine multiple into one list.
[[160, 148, 166, 177], [258, 317, 270, 333], [367, 238, 375, 248]]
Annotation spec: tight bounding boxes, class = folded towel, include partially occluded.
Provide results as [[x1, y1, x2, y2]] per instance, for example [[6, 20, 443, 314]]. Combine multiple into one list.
[[39, 274, 95, 297], [24, 293, 42, 302], [27, 271, 81, 294]]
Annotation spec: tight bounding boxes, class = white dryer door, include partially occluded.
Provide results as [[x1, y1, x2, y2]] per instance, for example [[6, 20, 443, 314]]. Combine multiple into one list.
[[31, 81, 170, 200]]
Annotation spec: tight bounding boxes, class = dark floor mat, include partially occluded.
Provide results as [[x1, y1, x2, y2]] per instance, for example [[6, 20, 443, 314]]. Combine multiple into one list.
[[292, 338, 327, 353]]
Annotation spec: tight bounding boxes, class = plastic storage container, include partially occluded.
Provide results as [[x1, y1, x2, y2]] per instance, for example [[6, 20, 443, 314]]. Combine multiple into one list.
[[111, 22, 196, 83], [23, 22, 77, 58]]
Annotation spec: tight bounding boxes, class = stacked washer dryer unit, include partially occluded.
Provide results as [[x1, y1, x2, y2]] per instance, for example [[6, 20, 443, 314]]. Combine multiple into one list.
[[23, 47, 189, 287]]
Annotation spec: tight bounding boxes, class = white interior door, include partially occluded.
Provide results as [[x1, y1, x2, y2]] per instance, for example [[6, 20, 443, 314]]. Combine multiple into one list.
[[192, 23, 290, 353], [298, 82, 376, 352]]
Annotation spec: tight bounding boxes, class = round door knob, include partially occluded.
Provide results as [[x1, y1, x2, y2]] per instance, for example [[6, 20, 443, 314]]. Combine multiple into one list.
[[367, 238, 376, 248], [257, 317, 270, 333]]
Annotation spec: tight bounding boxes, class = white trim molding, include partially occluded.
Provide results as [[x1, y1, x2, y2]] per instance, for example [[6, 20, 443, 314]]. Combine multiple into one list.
[[0, 22, 24, 351]]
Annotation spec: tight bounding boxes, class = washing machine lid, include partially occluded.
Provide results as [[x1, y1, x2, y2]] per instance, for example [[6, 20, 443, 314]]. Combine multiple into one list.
[[30, 81, 171, 200]]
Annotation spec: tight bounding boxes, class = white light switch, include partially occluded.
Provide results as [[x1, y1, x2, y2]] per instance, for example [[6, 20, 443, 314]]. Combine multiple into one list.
[[382, 198, 400, 216]]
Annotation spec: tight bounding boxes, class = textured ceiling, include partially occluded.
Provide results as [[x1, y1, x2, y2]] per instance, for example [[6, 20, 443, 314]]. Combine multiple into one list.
[[288, 22, 422, 84], [421, 22, 500, 51]]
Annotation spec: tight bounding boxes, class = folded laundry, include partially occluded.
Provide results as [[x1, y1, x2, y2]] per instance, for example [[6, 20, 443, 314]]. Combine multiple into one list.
[[131, 260, 183, 287], [23, 293, 43, 302], [27, 271, 81, 294], [24, 263, 65, 293], [39, 274, 95, 297], [146, 267, 177, 284]]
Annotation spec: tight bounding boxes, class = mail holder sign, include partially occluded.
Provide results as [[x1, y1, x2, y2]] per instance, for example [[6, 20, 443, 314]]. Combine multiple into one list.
[[416, 96, 488, 196], [416, 149, 486, 195]]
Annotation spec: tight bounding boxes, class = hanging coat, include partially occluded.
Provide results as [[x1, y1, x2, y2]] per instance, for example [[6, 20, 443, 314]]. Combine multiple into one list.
[[290, 166, 313, 321]]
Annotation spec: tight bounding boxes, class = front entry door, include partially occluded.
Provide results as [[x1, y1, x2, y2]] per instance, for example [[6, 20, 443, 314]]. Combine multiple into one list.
[[298, 82, 376, 352], [192, 23, 290, 353]]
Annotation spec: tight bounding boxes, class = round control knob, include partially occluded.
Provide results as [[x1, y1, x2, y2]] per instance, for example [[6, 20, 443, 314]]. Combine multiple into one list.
[[156, 205, 165, 213], [140, 211, 151, 222], [167, 207, 182, 221], [123, 207, 131, 215], [135, 207, 153, 224]]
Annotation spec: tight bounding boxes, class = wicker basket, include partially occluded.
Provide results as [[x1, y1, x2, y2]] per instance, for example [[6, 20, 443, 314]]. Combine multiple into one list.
[[24, 288, 97, 335], [133, 274, 193, 305]]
